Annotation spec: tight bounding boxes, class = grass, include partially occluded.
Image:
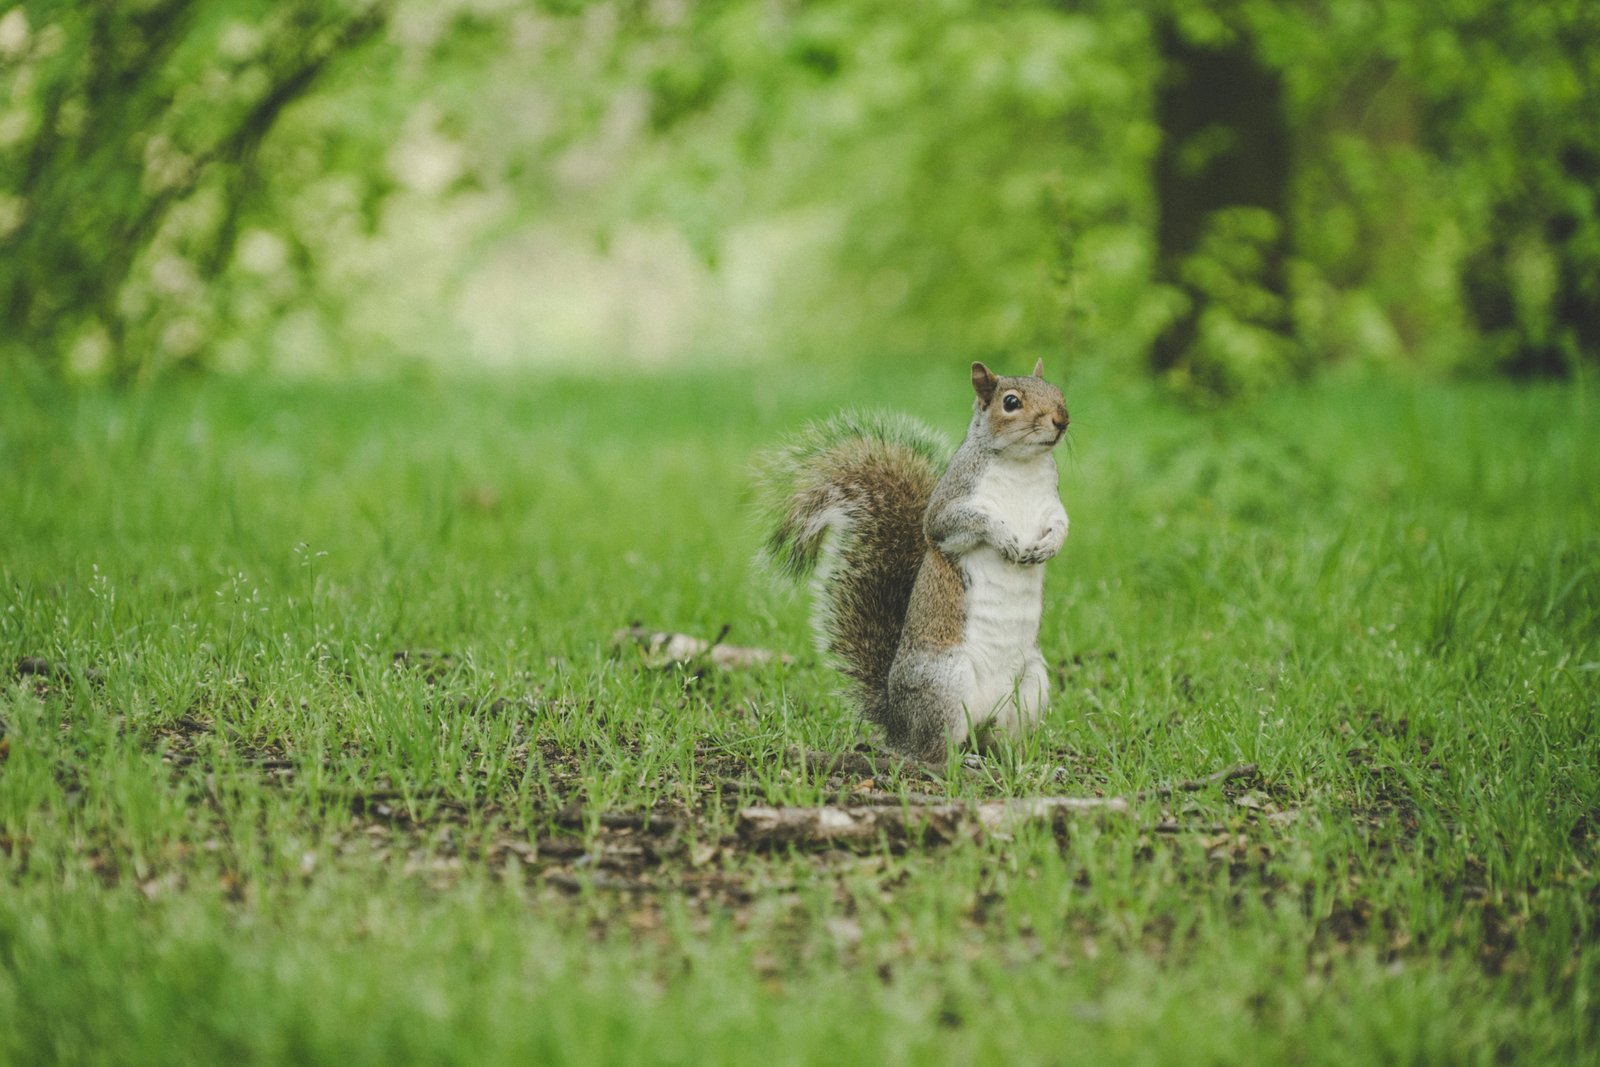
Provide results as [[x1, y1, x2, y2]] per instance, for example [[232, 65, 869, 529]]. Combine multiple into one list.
[[0, 359, 1596, 1065]]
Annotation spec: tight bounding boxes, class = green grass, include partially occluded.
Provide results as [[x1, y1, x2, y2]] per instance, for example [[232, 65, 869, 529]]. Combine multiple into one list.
[[1, 361, 1597, 1065]]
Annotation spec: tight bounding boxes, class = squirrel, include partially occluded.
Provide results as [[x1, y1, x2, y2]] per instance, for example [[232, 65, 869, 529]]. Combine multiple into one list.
[[758, 360, 1070, 763]]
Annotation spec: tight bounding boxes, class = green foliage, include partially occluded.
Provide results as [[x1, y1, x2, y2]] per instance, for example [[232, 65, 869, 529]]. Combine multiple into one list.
[[1162, 206, 1302, 399], [1241, 0, 1600, 376], [1, 0, 1596, 388], [572, 0, 1600, 388], [614, 0, 1159, 365], [0, 0, 389, 380]]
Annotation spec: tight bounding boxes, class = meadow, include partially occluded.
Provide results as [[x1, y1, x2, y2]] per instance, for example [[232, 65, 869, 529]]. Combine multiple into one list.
[[1, 361, 1596, 1065]]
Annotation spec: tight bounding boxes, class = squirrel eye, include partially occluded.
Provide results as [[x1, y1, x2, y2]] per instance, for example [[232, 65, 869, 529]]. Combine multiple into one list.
[[1002, 394, 1022, 412]]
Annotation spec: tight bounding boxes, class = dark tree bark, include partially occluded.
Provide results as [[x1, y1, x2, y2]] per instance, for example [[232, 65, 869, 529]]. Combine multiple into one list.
[[1150, 22, 1292, 383]]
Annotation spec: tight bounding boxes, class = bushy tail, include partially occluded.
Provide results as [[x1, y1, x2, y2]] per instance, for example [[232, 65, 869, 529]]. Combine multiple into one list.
[[756, 411, 949, 706]]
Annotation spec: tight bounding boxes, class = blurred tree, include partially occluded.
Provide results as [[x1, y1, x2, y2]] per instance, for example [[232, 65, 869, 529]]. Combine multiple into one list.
[[601, 0, 1159, 367], [1245, 0, 1600, 380], [1463, 142, 1600, 379], [0, 0, 387, 380], [1441, 9, 1600, 379], [1, 0, 1594, 388], [1150, 14, 1296, 398]]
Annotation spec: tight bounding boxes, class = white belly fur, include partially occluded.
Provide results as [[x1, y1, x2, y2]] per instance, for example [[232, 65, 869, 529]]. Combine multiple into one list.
[[961, 546, 1045, 724], [957, 456, 1065, 729]]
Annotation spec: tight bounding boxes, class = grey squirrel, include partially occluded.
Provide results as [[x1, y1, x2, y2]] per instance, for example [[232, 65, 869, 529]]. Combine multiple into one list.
[[758, 361, 1070, 762]]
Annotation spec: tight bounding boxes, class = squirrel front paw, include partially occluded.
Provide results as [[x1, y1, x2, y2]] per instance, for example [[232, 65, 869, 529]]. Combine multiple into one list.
[[996, 534, 1032, 565], [1013, 523, 1066, 565], [1013, 541, 1054, 566], [1043, 519, 1068, 553]]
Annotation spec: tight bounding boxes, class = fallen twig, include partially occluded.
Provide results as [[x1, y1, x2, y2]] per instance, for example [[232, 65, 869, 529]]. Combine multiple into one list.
[[736, 761, 1261, 847], [1138, 763, 1258, 800], [611, 623, 792, 671], [738, 794, 1130, 847]]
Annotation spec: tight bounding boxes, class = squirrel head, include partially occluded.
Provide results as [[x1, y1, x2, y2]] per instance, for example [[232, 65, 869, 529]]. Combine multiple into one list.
[[970, 360, 1069, 455]]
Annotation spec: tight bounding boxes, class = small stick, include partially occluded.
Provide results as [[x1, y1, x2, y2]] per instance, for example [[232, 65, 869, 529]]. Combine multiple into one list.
[[1137, 763, 1258, 800], [736, 760, 1261, 847], [738, 794, 1130, 847]]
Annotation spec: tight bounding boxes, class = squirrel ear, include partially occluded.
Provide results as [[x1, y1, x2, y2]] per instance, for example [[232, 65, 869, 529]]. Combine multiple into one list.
[[1032, 358, 1045, 378], [971, 362, 998, 406]]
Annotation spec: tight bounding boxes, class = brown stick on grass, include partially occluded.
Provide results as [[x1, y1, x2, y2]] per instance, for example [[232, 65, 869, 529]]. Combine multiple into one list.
[[737, 762, 1259, 847], [738, 794, 1131, 847]]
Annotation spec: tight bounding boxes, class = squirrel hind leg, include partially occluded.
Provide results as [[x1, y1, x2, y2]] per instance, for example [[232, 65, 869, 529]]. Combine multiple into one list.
[[881, 651, 976, 764], [1015, 651, 1050, 734], [984, 653, 1051, 741]]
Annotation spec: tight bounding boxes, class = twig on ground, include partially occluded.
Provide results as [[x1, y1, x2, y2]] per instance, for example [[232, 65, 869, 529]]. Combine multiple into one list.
[[611, 623, 792, 671], [737, 759, 1261, 847], [738, 794, 1130, 847], [1137, 763, 1258, 800]]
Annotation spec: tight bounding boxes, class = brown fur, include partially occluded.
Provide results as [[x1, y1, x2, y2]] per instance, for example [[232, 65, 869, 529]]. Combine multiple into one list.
[[797, 440, 939, 699], [898, 547, 964, 651]]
